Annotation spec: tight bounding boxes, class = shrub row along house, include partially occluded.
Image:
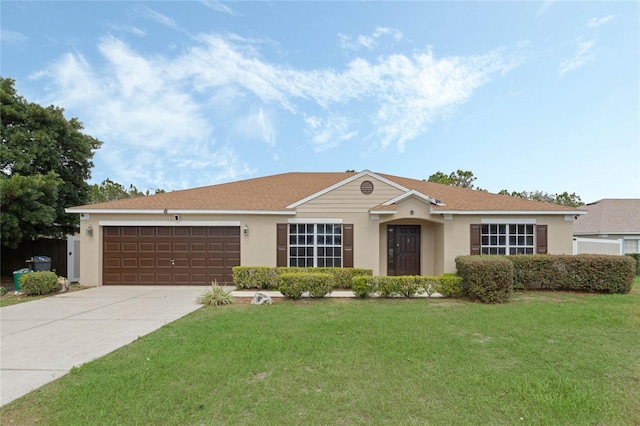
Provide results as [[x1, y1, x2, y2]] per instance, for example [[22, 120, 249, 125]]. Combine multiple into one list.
[[67, 170, 584, 286]]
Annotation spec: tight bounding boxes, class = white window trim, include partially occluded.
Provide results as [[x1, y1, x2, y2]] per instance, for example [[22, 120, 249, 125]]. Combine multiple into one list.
[[288, 218, 343, 224], [288, 223, 343, 267], [481, 218, 536, 224], [481, 223, 535, 255]]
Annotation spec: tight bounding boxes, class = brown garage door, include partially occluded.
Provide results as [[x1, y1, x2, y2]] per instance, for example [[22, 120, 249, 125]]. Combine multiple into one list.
[[103, 226, 240, 285]]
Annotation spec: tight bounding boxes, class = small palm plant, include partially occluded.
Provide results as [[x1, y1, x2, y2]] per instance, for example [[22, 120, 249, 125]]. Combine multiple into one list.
[[197, 281, 235, 306]]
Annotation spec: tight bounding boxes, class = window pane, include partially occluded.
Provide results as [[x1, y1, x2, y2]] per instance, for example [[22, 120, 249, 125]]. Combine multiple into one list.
[[317, 235, 325, 244], [335, 236, 341, 245], [498, 248, 506, 255], [526, 236, 533, 245], [326, 236, 333, 245], [498, 225, 506, 235], [525, 225, 533, 234], [491, 236, 497, 245], [499, 236, 506, 245], [482, 236, 489, 245], [318, 259, 325, 267], [482, 225, 489, 233], [518, 236, 525, 245], [334, 224, 342, 235], [518, 225, 524, 234], [509, 224, 516, 234], [490, 224, 497, 234]]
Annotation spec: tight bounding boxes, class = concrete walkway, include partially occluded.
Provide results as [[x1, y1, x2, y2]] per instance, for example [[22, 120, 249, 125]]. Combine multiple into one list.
[[0, 286, 205, 406]]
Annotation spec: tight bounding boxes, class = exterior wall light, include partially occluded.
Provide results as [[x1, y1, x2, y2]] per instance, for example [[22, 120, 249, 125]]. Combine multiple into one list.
[[243, 224, 249, 236], [86, 224, 94, 236]]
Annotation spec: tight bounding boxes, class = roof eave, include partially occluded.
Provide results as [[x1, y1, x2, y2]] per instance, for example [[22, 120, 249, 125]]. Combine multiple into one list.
[[65, 208, 297, 216], [431, 208, 587, 216]]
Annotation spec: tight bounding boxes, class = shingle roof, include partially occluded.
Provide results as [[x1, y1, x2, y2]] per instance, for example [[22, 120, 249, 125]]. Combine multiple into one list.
[[69, 171, 579, 213], [573, 199, 640, 234]]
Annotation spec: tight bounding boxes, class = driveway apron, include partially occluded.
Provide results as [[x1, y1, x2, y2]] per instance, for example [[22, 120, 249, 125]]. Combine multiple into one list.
[[0, 286, 204, 406]]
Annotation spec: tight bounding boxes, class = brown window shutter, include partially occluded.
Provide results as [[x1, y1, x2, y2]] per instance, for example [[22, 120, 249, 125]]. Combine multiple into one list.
[[470, 224, 481, 255], [342, 224, 354, 267], [276, 223, 287, 267], [536, 225, 548, 254]]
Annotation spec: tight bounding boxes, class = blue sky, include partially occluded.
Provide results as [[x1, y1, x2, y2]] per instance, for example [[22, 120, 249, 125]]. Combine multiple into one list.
[[2, 1, 638, 203]]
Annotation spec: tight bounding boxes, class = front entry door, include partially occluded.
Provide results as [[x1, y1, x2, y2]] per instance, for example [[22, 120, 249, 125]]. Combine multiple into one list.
[[387, 225, 421, 276]]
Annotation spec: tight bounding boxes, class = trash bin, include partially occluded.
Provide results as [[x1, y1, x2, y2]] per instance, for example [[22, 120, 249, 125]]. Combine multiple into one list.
[[13, 268, 30, 291], [28, 255, 52, 271]]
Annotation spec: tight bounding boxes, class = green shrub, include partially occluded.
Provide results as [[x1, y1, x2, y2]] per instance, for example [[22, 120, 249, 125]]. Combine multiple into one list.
[[376, 276, 426, 297], [352, 276, 376, 298], [626, 253, 640, 275], [232, 266, 279, 289], [419, 276, 441, 297], [506, 254, 635, 294], [456, 256, 513, 303], [435, 274, 463, 298], [19, 271, 60, 296], [197, 283, 235, 306], [509, 255, 565, 290], [0, 286, 8, 296], [277, 272, 334, 299], [233, 266, 372, 290]]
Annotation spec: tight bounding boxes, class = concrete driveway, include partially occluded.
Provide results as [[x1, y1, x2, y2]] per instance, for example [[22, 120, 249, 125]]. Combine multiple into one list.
[[0, 286, 205, 406]]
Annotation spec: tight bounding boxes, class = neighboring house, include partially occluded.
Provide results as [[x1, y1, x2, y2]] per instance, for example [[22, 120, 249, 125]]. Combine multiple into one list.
[[573, 199, 640, 255], [66, 170, 584, 286]]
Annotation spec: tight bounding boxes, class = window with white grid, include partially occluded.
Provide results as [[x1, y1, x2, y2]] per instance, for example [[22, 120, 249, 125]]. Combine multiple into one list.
[[481, 224, 534, 255], [624, 239, 639, 254], [289, 224, 342, 267]]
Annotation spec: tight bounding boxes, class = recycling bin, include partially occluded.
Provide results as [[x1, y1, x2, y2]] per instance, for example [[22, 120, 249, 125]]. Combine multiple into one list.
[[13, 268, 30, 291]]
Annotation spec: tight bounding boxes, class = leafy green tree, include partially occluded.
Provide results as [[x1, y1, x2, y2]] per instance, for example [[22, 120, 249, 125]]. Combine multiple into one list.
[[428, 169, 582, 207], [428, 170, 481, 189], [1, 77, 102, 247], [88, 179, 164, 204], [498, 189, 583, 207]]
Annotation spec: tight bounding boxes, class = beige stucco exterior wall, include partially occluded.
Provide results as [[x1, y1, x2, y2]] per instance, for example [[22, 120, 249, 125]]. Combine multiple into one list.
[[440, 214, 576, 273], [74, 174, 577, 285]]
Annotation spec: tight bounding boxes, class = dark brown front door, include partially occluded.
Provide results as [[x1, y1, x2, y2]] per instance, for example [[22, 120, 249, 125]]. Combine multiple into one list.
[[103, 226, 240, 285], [387, 225, 420, 276]]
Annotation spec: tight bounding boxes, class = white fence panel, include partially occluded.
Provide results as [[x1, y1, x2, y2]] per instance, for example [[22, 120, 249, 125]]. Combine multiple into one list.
[[573, 237, 623, 255]]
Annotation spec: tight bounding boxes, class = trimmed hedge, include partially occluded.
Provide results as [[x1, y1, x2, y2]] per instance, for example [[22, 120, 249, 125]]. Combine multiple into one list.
[[436, 273, 463, 298], [233, 266, 372, 290], [233, 266, 279, 289], [455, 256, 514, 304], [19, 271, 60, 296], [626, 253, 640, 275], [351, 274, 461, 298], [278, 272, 333, 299], [508, 254, 635, 293]]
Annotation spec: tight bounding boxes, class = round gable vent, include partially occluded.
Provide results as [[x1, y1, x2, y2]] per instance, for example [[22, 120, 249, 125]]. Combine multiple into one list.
[[360, 180, 374, 195]]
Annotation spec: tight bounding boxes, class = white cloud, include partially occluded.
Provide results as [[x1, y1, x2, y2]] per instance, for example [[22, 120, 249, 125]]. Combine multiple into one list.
[[142, 6, 178, 29], [30, 32, 516, 187], [304, 114, 358, 152], [1, 29, 27, 45], [535, 0, 555, 18], [201, 0, 237, 16], [587, 15, 615, 28], [234, 108, 276, 146], [558, 40, 596, 77], [338, 27, 403, 51]]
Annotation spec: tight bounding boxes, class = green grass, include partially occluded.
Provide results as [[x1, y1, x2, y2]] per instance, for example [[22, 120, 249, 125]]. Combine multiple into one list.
[[2, 284, 639, 425]]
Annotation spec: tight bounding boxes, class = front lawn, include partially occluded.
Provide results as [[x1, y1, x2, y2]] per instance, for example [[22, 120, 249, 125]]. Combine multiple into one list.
[[2, 288, 639, 425]]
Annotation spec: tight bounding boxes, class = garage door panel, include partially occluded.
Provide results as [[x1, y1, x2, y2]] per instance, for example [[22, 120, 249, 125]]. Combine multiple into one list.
[[122, 242, 138, 252], [157, 243, 172, 252], [104, 242, 121, 252], [104, 226, 239, 285], [191, 242, 207, 252], [174, 242, 190, 252], [139, 242, 155, 252]]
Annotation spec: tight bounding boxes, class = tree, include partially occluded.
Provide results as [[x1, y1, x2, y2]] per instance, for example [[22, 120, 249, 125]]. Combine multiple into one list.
[[427, 169, 480, 189], [427, 168, 583, 207], [498, 189, 583, 207], [88, 179, 165, 204], [1, 77, 102, 248]]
